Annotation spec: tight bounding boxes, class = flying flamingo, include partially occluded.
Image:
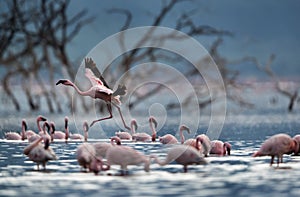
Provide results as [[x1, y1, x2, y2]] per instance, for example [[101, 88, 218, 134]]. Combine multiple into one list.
[[293, 134, 300, 155], [252, 133, 298, 166], [159, 124, 190, 145], [56, 57, 129, 130], [23, 136, 57, 170], [93, 136, 121, 158], [104, 137, 151, 175], [151, 137, 207, 173], [131, 117, 158, 142], [210, 140, 231, 156], [196, 134, 212, 157]]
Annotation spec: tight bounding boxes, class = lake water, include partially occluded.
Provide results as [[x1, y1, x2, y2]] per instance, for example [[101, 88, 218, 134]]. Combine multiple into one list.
[[1, 110, 300, 197]]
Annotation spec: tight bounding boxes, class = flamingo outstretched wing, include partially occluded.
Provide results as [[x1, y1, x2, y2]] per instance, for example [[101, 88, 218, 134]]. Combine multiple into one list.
[[84, 58, 111, 88], [84, 58, 113, 95]]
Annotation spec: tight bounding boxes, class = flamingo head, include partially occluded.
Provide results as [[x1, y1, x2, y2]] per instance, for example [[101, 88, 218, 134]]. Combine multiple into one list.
[[130, 119, 138, 132], [22, 119, 28, 131], [180, 125, 190, 134], [110, 136, 121, 145], [43, 121, 50, 133], [37, 115, 47, 122], [224, 142, 231, 155], [56, 79, 73, 86], [50, 122, 55, 134]]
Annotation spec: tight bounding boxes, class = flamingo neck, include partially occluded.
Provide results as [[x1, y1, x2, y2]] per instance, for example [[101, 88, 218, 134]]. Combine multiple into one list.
[[180, 129, 185, 144], [84, 129, 88, 142], [150, 122, 156, 142], [65, 119, 69, 142], [69, 82, 91, 97], [21, 121, 26, 140], [37, 119, 42, 132]]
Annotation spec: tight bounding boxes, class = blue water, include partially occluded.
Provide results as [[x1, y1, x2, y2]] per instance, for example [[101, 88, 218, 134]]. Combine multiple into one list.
[[0, 110, 300, 197]]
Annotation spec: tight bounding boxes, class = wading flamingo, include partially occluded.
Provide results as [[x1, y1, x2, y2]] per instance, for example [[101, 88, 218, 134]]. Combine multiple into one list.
[[5, 130, 22, 140], [93, 136, 121, 158], [252, 133, 298, 166], [159, 124, 190, 145], [196, 134, 211, 157], [56, 58, 129, 129], [104, 137, 151, 175], [49, 121, 66, 142], [115, 129, 132, 140], [151, 141, 207, 173], [76, 143, 96, 171], [23, 136, 57, 170], [21, 119, 36, 140], [27, 115, 47, 142], [131, 117, 158, 142], [210, 140, 231, 156]]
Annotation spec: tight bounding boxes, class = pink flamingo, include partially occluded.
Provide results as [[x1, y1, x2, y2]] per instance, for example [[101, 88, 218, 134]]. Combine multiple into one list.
[[88, 156, 107, 175], [293, 134, 300, 155], [27, 115, 47, 142], [104, 137, 151, 175], [131, 117, 157, 142], [49, 121, 66, 142], [196, 134, 211, 157], [151, 138, 207, 172], [64, 117, 88, 141], [252, 133, 298, 166], [5, 130, 22, 141], [56, 58, 129, 130], [93, 136, 121, 158], [159, 124, 190, 145], [23, 136, 57, 170], [20, 119, 36, 140], [210, 140, 231, 156], [76, 142, 96, 171], [115, 129, 132, 140]]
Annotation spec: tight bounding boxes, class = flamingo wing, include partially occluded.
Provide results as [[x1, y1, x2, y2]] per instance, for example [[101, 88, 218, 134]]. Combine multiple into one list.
[[85, 58, 110, 89]]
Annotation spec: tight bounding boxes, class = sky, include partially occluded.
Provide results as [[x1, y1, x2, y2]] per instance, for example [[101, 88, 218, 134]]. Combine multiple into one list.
[[67, 0, 300, 80]]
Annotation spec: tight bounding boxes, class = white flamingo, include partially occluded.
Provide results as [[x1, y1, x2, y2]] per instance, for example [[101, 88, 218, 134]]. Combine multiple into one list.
[[56, 58, 129, 129], [151, 142, 207, 173], [104, 137, 151, 175], [132, 117, 157, 142], [23, 136, 57, 170]]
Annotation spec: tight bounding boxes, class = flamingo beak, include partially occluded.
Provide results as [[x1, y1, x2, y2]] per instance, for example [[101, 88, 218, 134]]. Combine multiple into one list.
[[56, 79, 68, 85]]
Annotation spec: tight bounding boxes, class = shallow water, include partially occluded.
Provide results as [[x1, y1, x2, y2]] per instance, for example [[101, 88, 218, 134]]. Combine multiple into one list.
[[1, 137, 300, 197], [1, 111, 300, 197]]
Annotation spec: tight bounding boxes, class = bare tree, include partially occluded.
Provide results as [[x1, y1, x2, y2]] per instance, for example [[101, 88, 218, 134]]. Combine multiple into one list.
[[0, 0, 93, 112]]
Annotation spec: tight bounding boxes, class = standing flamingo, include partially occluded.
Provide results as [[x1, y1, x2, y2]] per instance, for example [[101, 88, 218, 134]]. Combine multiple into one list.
[[27, 115, 47, 142], [210, 140, 231, 156], [64, 116, 87, 141], [23, 136, 57, 170], [20, 119, 36, 140], [151, 141, 207, 173], [76, 142, 97, 171], [131, 117, 158, 142], [56, 58, 129, 130], [93, 136, 121, 158], [159, 124, 190, 145], [49, 121, 66, 142], [252, 133, 298, 166], [104, 137, 151, 175]]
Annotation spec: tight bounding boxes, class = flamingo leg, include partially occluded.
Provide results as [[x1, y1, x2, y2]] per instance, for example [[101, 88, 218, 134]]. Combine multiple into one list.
[[90, 103, 113, 127], [270, 156, 274, 166], [111, 102, 130, 130]]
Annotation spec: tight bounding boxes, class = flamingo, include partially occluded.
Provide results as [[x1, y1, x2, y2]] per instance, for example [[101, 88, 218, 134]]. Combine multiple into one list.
[[49, 121, 66, 142], [76, 142, 97, 171], [252, 133, 298, 166], [151, 139, 207, 173], [5, 130, 22, 140], [293, 134, 300, 155], [131, 117, 157, 142], [93, 136, 121, 158], [104, 137, 151, 175], [210, 140, 231, 156], [56, 57, 129, 130], [115, 129, 132, 140], [159, 124, 190, 145], [27, 115, 47, 142], [21, 119, 36, 140], [64, 116, 87, 141], [196, 134, 211, 157], [23, 136, 57, 170]]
